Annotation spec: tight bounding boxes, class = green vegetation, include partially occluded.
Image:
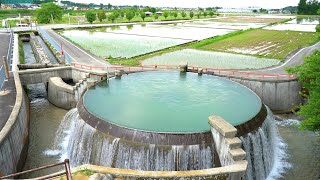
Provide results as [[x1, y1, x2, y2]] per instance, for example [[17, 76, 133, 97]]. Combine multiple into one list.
[[0, 9, 34, 20], [36, 2, 63, 24], [298, 0, 320, 15], [287, 51, 320, 131], [85, 11, 96, 24], [79, 168, 95, 176], [97, 11, 106, 22], [192, 29, 254, 48], [195, 29, 319, 60], [18, 38, 25, 64], [316, 24, 320, 32]]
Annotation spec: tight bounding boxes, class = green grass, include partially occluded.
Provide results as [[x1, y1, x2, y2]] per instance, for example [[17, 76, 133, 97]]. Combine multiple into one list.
[[197, 29, 319, 60], [18, 38, 25, 64], [192, 28, 255, 48]]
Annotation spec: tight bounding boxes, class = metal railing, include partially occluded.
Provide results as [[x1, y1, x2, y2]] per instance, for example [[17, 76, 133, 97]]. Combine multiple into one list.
[[0, 159, 72, 180], [7, 29, 14, 71], [71, 62, 298, 80], [38, 28, 72, 64]]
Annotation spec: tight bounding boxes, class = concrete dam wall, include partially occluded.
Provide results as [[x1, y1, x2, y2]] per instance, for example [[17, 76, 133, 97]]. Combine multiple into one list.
[[213, 74, 302, 113]]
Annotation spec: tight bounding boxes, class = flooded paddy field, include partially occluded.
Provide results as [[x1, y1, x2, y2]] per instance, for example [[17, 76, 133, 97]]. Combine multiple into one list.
[[60, 29, 191, 58], [142, 49, 279, 69]]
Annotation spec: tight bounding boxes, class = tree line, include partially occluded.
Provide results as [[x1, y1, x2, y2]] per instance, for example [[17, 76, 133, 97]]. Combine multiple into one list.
[[298, 0, 320, 15]]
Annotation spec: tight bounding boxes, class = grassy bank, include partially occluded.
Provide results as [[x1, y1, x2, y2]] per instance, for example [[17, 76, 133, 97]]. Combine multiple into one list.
[[196, 29, 319, 60], [18, 38, 25, 64]]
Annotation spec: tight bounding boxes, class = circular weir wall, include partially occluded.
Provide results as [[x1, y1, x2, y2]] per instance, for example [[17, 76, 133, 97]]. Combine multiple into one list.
[[79, 71, 265, 145]]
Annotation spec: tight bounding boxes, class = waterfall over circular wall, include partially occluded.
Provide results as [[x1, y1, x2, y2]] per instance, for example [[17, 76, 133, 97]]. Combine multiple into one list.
[[52, 71, 279, 177]]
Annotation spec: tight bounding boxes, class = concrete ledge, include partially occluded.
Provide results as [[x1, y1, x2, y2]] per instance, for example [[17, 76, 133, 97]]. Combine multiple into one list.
[[73, 161, 247, 179], [209, 116, 237, 138]]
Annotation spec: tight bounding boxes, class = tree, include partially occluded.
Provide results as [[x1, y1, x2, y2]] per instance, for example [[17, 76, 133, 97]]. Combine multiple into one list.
[[252, 9, 258, 13], [287, 51, 320, 131], [97, 11, 106, 22], [163, 11, 169, 19], [126, 11, 135, 22], [203, 11, 207, 17], [209, 11, 214, 17], [196, 12, 201, 19], [173, 11, 178, 19], [85, 11, 96, 24], [140, 11, 146, 21], [298, 0, 308, 14], [107, 3, 112, 9], [36, 2, 62, 24], [108, 13, 116, 23], [154, 14, 159, 20], [181, 11, 186, 18], [190, 11, 194, 19], [100, 3, 103, 9], [150, 7, 156, 13]]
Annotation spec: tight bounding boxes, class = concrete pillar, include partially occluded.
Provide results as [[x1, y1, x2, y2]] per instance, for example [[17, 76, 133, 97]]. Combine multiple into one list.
[[179, 64, 188, 72], [115, 70, 123, 78], [3, 56, 9, 79]]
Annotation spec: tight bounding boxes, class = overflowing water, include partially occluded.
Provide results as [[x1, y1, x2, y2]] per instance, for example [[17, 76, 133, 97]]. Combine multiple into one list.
[[49, 109, 215, 171], [240, 108, 289, 180]]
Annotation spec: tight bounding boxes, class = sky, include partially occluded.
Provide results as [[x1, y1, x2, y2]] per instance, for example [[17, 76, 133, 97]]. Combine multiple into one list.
[[68, 0, 299, 9]]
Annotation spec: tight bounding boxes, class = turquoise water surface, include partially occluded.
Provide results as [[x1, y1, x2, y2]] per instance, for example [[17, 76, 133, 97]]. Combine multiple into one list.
[[83, 71, 261, 133]]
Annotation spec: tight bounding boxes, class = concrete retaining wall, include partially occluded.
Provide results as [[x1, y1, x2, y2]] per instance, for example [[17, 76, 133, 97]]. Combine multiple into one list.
[[209, 116, 247, 180], [0, 72, 29, 176], [19, 66, 73, 85], [30, 33, 50, 64], [66, 116, 247, 180], [48, 77, 76, 110], [215, 75, 302, 112]]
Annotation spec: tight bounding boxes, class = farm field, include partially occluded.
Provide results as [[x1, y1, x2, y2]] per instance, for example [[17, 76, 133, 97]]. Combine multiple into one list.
[[142, 49, 279, 69], [198, 29, 318, 60], [209, 16, 291, 24], [180, 21, 265, 30], [91, 24, 234, 41], [60, 30, 190, 58]]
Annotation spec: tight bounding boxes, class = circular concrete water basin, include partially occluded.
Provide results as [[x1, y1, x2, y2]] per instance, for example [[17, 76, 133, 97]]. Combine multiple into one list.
[[80, 71, 264, 145]]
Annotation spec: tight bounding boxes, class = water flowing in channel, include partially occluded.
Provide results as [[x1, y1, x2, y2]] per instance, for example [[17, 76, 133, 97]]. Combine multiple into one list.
[[240, 108, 288, 180], [51, 109, 215, 171]]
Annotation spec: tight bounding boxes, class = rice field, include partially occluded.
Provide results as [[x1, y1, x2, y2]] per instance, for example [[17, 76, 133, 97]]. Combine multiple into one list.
[[210, 16, 290, 24], [180, 21, 266, 30], [96, 24, 234, 41], [199, 29, 318, 60], [264, 24, 316, 32], [142, 49, 279, 69], [61, 30, 191, 58]]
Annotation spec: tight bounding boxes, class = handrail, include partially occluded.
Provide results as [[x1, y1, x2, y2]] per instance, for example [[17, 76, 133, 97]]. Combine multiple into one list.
[[6, 30, 14, 71], [71, 62, 298, 80], [0, 159, 72, 180]]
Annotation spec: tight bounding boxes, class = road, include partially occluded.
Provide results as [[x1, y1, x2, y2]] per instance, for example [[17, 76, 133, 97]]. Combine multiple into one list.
[[259, 41, 320, 74], [0, 33, 10, 66], [43, 29, 108, 66]]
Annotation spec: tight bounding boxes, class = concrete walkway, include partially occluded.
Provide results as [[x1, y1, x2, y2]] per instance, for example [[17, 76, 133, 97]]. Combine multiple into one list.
[[0, 33, 10, 67], [0, 73, 16, 130]]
